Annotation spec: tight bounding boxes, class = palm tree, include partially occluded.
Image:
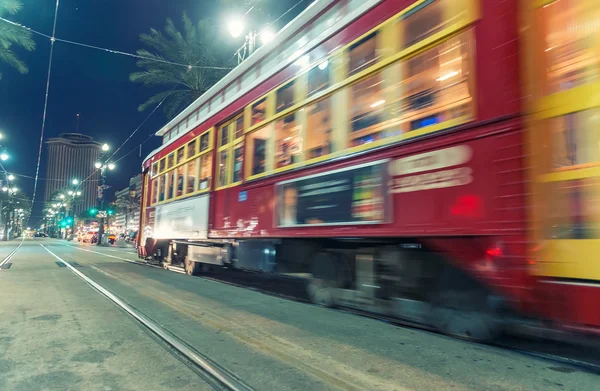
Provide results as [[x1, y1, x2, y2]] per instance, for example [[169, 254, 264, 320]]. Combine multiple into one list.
[[0, 0, 35, 80], [130, 13, 233, 119]]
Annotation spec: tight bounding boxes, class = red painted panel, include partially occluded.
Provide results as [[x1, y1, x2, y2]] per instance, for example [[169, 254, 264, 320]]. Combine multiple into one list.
[[209, 117, 525, 239], [536, 281, 600, 328], [475, 0, 521, 121]]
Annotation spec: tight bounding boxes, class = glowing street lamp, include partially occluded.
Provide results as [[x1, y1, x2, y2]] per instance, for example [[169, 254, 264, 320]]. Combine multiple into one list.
[[107, 163, 115, 170], [102, 143, 110, 152], [95, 162, 102, 169], [260, 28, 275, 45], [227, 15, 245, 38], [59, 194, 65, 199], [7, 174, 14, 181], [72, 179, 79, 185], [0, 152, 8, 161]]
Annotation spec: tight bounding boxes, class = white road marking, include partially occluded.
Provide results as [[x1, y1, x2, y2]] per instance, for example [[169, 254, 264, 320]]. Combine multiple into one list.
[[64, 244, 162, 269], [39, 243, 253, 391]]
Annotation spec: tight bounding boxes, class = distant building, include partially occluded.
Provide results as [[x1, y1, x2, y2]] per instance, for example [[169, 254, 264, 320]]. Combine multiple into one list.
[[44, 133, 101, 214], [113, 174, 142, 233]]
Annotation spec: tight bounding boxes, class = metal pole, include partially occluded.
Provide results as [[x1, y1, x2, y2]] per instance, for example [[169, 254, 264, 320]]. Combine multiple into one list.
[[97, 167, 106, 246]]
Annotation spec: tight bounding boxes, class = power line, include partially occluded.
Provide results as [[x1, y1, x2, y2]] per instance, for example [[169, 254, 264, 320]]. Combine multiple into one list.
[[27, 0, 60, 228], [0, 16, 233, 71]]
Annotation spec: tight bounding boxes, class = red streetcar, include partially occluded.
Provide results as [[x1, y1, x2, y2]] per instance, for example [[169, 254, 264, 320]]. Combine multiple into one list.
[[137, 0, 600, 341]]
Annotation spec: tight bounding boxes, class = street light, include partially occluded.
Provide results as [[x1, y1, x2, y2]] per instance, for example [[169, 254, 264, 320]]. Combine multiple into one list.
[[102, 143, 110, 152], [0, 152, 8, 161], [95, 162, 102, 169], [227, 15, 245, 38], [260, 28, 275, 45], [76, 191, 81, 196], [107, 163, 115, 170], [59, 194, 65, 199], [68, 191, 74, 195], [7, 174, 14, 181], [72, 179, 79, 185]]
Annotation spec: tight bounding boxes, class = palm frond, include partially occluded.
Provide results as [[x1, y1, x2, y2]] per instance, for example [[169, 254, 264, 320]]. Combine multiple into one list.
[[0, 0, 22, 15]]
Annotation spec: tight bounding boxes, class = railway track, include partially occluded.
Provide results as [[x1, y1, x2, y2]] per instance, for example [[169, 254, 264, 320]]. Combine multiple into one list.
[[42, 243, 255, 391]]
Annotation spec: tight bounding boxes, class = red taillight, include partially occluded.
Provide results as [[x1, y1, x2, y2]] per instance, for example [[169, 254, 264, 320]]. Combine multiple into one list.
[[486, 246, 502, 258]]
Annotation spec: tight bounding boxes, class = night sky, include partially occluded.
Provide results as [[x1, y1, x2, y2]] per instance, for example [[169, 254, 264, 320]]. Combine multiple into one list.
[[0, 0, 307, 224]]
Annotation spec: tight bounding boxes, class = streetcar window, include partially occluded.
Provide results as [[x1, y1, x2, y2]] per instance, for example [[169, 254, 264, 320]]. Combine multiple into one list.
[[400, 30, 474, 132], [248, 124, 273, 176], [306, 97, 333, 159], [176, 165, 184, 197], [176, 147, 185, 164], [158, 175, 165, 202], [167, 170, 175, 199], [251, 98, 267, 126], [276, 81, 295, 113], [152, 179, 158, 204], [187, 139, 197, 158], [349, 73, 385, 147], [200, 132, 210, 152], [159, 158, 166, 173], [219, 124, 229, 147], [234, 116, 244, 140], [538, 1, 600, 95], [275, 113, 302, 169], [233, 144, 244, 183], [199, 154, 212, 191], [348, 32, 378, 76], [151, 162, 158, 177], [163, 130, 171, 144], [308, 61, 330, 97], [167, 153, 175, 169], [217, 150, 229, 188], [185, 159, 198, 194], [401, 0, 445, 48], [550, 109, 600, 168]]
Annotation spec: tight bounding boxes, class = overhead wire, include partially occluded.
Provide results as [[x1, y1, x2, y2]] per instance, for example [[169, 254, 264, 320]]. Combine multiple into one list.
[[0, 16, 232, 70], [27, 0, 60, 227]]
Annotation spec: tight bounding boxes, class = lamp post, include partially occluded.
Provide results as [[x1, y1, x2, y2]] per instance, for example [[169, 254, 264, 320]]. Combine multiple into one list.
[[95, 144, 115, 245], [2, 186, 17, 241]]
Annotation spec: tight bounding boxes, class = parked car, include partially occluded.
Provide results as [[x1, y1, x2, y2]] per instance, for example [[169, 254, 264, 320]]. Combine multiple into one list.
[[82, 231, 97, 243]]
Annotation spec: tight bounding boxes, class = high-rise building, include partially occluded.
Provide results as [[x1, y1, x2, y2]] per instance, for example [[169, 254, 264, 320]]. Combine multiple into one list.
[[44, 133, 101, 214]]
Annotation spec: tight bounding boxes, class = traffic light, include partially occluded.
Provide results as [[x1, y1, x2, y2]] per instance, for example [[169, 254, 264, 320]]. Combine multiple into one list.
[[66, 217, 73, 224], [89, 208, 98, 215], [60, 220, 66, 228], [107, 209, 114, 216]]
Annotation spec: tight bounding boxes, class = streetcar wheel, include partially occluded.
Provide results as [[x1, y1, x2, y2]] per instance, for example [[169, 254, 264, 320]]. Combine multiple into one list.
[[307, 278, 335, 307], [430, 290, 502, 342], [307, 252, 340, 308], [185, 259, 199, 275]]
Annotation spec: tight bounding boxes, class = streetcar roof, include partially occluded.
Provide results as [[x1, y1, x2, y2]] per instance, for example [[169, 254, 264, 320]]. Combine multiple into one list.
[[144, 0, 382, 166]]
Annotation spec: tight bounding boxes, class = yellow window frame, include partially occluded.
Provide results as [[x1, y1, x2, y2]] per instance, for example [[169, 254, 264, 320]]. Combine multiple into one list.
[[186, 137, 199, 160], [216, 113, 245, 190], [151, 129, 214, 205], [245, 27, 476, 181]]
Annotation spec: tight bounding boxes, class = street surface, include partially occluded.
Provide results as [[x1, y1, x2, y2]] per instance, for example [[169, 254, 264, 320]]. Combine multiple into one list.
[[0, 238, 598, 390]]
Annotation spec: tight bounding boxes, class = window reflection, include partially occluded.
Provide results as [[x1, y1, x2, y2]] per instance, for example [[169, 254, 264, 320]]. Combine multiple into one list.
[[402, 0, 444, 48], [159, 159, 165, 172], [176, 165, 184, 197], [167, 153, 175, 169], [349, 73, 385, 147], [249, 125, 272, 176], [275, 114, 302, 168], [218, 150, 229, 187], [348, 32, 378, 75], [199, 154, 212, 190], [200, 132, 210, 151], [167, 171, 175, 199], [152, 179, 158, 204], [152, 162, 158, 177], [276, 81, 295, 112], [187, 140, 197, 158], [550, 109, 600, 168], [538, 0, 600, 95], [176, 147, 185, 164], [307, 98, 333, 158], [186, 159, 197, 194], [233, 145, 244, 183], [251, 98, 267, 126], [308, 61, 331, 97], [159, 175, 165, 202], [235, 116, 244, 139], [219, 125, 229, 147]]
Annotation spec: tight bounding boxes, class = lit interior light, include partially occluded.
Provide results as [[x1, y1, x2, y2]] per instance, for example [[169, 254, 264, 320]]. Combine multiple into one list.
[[436, 71, 459, 82], [318, 60, 329, 70], [370, 99, 386, 108]]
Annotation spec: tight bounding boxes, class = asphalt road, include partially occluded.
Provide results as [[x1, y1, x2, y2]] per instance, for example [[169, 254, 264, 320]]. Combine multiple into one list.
[[0, 238, 598, 391]]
